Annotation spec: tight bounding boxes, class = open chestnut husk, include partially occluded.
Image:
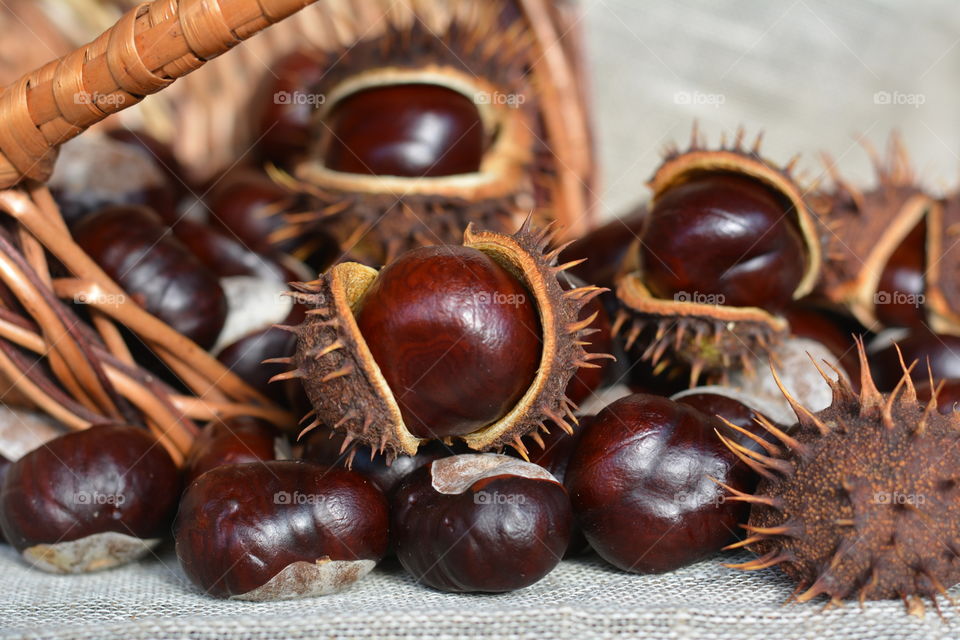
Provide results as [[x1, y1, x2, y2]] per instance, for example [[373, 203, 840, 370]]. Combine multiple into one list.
[[391, 453, 571, 592], [0, 425, 179, 573], [285, 220, 610, 459], [613, 128, 821, 383], [565, 393, 754, 574], [175, 461, 388, 600]]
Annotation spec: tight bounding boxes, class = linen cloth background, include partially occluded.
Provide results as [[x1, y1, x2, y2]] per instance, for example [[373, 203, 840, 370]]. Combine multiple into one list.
[[2, 1, 960, 638]]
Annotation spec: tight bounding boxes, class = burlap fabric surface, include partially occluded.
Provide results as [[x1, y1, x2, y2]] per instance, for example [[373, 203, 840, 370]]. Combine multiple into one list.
[[3, 1, 960, 638]]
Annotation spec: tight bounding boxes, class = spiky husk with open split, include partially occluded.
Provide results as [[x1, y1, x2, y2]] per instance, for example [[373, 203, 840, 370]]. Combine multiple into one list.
[[280, 219, 611, 461], [719, 342, 960, 617], [810, 136, 960, 334], [613, 127, 821, 384], [263, 3, 561, 265]]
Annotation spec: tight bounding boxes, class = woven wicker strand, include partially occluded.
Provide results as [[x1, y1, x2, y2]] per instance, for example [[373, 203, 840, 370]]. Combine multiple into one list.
[[0, 0, 319, 189]]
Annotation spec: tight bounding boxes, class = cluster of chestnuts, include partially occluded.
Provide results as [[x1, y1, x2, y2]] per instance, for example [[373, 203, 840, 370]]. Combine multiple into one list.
[[3, 18, 960, 617]]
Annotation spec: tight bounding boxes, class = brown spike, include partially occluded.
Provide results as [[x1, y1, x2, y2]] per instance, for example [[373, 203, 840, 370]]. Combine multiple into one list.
[[610, 310, 628, 337], [553, 258, 587, 274], [715, 431, 779, 482], [733, 126, 745, 151], [893, 344, 918, 403], [855, 337, 884, 413], [528, 431, 545, 449], [320, 365, 354, 383], [753, 414, 811, 458], [262, 356, 292, 365], [784, 153, 801, 175], [337, 433, 355, 454], [273, 324, 301, 334], [917, 379, 944, 435], [708, 476, 783, 509], [297, 417, 321, 440], [566, 311, 599, 334], [269, 368, 303, 383], [716, 430, 795, 476], [717, 417, 781, 456], [769, 361, 830, 435], [689, 360, 705, 388], [834, 519, 855, 527], [543, 407, 573, 434], [820, 359, 858, 407], [796, 574, 830, 603], [883, 363, 916, 429], [723, 535, 766, 551], [742, 521, 802, 537], [512, 437, 530, 461], [311, 340, 345, 358], [625, 322, 643, 351], [724, 549, 790, 571], [331, 410, 357, 431], [298, 409, 316, 425], [562, 285, 602, 300], [751, 130, 764, 154]]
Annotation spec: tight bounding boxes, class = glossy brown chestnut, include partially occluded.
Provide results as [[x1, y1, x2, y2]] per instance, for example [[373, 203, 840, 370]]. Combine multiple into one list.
[[676, 392, 778, 455], [560, 205, 646, 287], [205, 169, 298, 255], [218, 326, 299, 404], [185, 417, 279, 484], [301, 428, 463, 496], [175, 461, 389, 600], [565, 393, 753, 573], [354, 245, 542, 439], [870, 330, 960, 391], [321, 84, 485, 177], [72, 205, 228, 349], [875, 221, 926, 328], [391, 454, 571, 592], [783, 303, 863, 382], [640, 174, 806, 311], [0, 424, 179, 572]]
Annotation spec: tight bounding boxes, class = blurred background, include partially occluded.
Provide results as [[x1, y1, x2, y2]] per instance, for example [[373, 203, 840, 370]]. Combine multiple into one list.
[[2, 0, 958, 220]]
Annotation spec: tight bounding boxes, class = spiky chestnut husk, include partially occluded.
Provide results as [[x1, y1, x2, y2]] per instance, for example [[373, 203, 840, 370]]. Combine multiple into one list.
[[722, 342, 960, 616], [810, 136, 945, 332], [282, 220, 611, 461], [613, 127, 821, 384], [258, 6, 557, 265]]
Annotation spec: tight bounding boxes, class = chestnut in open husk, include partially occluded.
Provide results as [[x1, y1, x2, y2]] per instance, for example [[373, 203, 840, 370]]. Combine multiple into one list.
[[286, 220, 610, 459], [391, 454, 571, 592], [175, 461, 388, 600], [613, 129, 820, 383], [0, 425, 179, 573], [869, 329, 960, 391], [565, 393, 754, 573]]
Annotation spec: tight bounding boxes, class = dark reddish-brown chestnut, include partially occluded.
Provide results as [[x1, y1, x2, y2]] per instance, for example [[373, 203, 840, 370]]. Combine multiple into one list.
[[391, 454, 571, 592], [870, 330, 960, 391], [354, 244, 542, 440], [321, 84, 486, 178], [0, 425, 179, 573], [72, 205, 228, 349], [185, 417, 281, 483], [565, 393, 753, 573], [875, 221, 926, 328], [175, 461, 388, 600], [172, 218, 285, 281], [640, 174, 806, 312]]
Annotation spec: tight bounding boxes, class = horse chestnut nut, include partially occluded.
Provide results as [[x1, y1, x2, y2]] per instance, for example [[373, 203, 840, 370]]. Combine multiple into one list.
[[355, 245, 542, 439], [0, 425, 179, 573], [565, 393, 753, 573], [641, 174, 806, 312], [185, 417, 281, 483], [391, 453, 571, 592], [175, 461, 388, 600]]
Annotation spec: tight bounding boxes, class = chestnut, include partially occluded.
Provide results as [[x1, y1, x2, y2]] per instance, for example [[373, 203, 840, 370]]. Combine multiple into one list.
[[870, 330, 960, 390], [320, 84, 486, 178], [640, 173, 806, 312], [185, 417, 281, 483], [0, 424, 179, 573], [783, 303, 864, 381], [565, 393, 753, 573], [72, 205, 228, 349], [560, 205, 646, 288], [175, 461, 389, 600], [354, 245, 542, 439], [875, 220, 926, 328], [172, 218, 285, 281], [391, 454, 571, 592], [205, 168, 298, 255]]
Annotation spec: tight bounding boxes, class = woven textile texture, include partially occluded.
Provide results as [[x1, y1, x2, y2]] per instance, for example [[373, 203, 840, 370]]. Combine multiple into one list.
[[3, 0, 960, 638]]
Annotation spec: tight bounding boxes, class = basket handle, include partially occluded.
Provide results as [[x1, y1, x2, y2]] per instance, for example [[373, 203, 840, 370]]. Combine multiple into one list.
[[0, 0, 319, 190]]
